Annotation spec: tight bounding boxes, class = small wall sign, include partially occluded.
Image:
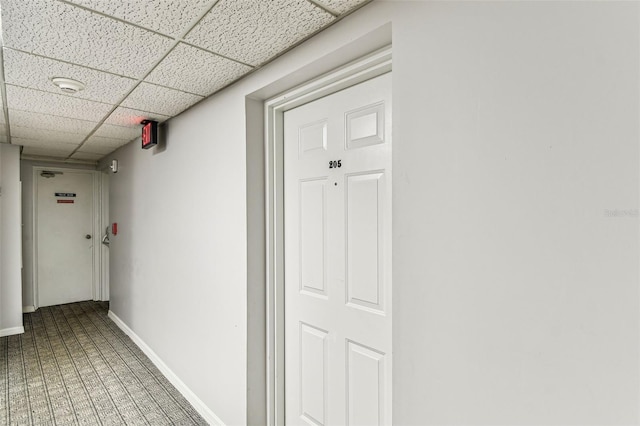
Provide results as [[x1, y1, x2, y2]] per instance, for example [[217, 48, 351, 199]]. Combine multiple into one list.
[[55, 192, 76, 197], [141, 120, 158, 149], [57, 200, 74, 204]]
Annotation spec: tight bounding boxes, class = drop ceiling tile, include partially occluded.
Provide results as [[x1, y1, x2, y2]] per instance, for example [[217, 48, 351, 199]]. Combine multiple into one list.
[[12, 137, 78, 150], [312, 0, 370, 15], [93, 123, 140, 141], [15, 137, 79, 153], [184, 0, 334, 66], [8, 110, 97, 134], [21, 146, 75, 158], [6, 86, 113, 122], [85, 135, 133, 148], [1, 0, 173, 78], [104, 107, 170, 128], [70, 151, 104, 161], [11, 125, 86, 144], [121, 82, 203, 116], [65, 0, 213, 38], [3, 49, 136, 104], [145, 43, 252, 97], [81, 137, 129, 155]]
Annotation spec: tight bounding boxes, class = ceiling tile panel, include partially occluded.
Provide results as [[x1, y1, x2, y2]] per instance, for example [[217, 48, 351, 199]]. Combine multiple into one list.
[[12, 137, 78, 150], [121, 82, 203, 116], [21, 146, 76, 158], [3, 49, 136, 104], [65, 0, 213, 38], [1, 0, 173, 78], [146, 43, 252, 96], [104, 107, 170, 128], [15, 137, 79, 154], [81, 137, 130, 154], [8, 110, 96, 134], [93, 123, 140, 141], [6, 86, 113, 122], [184, 0, 334, 66], [312, 0, 370, 15], [85, 135, 133, 148], [70, 151, 104, 161], [11, 125, 86, 144]]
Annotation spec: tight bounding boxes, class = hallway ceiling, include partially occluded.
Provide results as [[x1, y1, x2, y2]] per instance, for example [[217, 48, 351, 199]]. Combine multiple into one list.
[[0, 0, 370, 163]]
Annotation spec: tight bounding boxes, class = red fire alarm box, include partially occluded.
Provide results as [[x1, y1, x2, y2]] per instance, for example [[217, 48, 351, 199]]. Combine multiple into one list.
[[112, 223, 118, 236]]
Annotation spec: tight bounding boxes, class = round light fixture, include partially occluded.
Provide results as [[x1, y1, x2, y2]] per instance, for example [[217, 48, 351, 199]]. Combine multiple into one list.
[[51, 77, 85, 94]]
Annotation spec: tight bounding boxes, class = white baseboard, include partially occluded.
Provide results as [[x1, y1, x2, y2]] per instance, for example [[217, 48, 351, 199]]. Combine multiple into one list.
[[0, 326, 25, 337], [23, 305, 36, 313], [107, 311, 224, 426]]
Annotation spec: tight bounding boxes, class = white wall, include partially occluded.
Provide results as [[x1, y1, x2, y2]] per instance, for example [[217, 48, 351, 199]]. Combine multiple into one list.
[[1, 144, 23, 335], [20, 160, 97, 310], [392, 2, 638, 424], [105, 1, 640, 424]]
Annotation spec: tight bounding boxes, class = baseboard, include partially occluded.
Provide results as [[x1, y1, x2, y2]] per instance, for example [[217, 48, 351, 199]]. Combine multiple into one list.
[[107, 311, 225, 426], [23, 305, 36, 313], [0, 326, 25, 337]]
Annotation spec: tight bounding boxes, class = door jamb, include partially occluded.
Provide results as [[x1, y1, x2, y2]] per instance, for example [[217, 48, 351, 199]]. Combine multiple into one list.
[[264, 46, 392, 426], [32, 166, 104, 309]]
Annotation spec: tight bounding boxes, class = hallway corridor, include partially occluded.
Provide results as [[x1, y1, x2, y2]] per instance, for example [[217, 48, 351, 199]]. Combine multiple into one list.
[[0, 302, 206, 425]]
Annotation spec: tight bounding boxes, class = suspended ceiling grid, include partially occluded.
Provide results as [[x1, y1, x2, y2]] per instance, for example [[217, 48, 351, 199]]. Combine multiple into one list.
[[0, 0, 371, 163]]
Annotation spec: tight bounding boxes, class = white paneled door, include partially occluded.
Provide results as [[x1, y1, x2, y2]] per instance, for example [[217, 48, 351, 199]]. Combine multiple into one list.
[[284, 72, 392, 425], [37, 170, 94, 307]]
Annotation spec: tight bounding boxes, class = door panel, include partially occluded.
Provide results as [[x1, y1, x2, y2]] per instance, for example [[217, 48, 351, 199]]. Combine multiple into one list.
[[284, 72, 392, 425], [37, 170, 94, 307], [347, 341, 385, 426], [300, 178, 328, 297], [346, 172, 385, 312]]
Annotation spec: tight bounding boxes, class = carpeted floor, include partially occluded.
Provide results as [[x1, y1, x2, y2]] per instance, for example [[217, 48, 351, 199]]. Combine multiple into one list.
[[0, 301, 207, 425]]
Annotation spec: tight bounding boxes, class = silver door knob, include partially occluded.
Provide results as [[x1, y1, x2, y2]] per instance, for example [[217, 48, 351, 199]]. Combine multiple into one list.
[[85, 234, 92, 239]]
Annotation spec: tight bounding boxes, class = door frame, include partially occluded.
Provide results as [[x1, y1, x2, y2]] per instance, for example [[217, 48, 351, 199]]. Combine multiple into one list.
[[32, 166, 106, 309], [264, 46, 392, 426]]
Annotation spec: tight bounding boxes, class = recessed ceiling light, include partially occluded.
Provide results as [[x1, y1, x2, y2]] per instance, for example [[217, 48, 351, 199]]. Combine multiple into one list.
[[51, 77, 85, 94]]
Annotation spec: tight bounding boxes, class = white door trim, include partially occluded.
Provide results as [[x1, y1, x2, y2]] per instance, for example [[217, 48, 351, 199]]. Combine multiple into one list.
[[32, 166, 104, 309], [264, 46, 392, 426]]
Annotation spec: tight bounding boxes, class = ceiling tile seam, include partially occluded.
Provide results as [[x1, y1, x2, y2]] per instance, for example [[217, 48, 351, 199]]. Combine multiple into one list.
[[6, 77, 203, 103], [13, 132, 131, 144], [137, 81, 207, 98], [12, 139, 80, 147], [66, 0, 223, 159], [6, 107, 100, 124], [176, 41, 255, 69], [128, 1, 367, 123], [306, 0, 340, 17], [7, 106, 158, 132], [13, 130, 89, 141], [5, 83, 119, 107], [21, 154, 96, 165], [55, 0, 175, 41], [247, 0, 376, 69], [3, 47, 140, 81], [179, 0, 222, 42], [0, 36, 12, 143]]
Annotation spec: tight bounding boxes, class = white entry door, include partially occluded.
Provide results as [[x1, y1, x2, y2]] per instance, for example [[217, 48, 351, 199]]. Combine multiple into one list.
[[37, 170, 95, 307], [284, 72, 392, 425]]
